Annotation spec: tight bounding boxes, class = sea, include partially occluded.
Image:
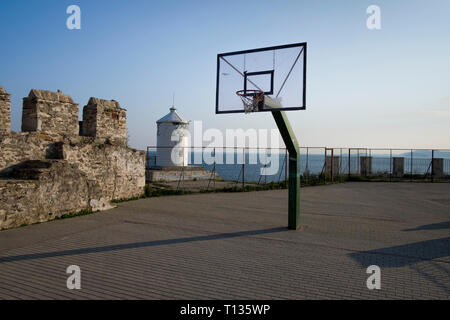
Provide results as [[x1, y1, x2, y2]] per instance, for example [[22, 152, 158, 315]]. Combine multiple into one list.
[[147, 150, 450, 183]]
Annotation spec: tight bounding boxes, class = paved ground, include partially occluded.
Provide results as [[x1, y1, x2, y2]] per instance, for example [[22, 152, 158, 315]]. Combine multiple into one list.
[[149, 179, 266, 192], [0, 182, 449, 299]]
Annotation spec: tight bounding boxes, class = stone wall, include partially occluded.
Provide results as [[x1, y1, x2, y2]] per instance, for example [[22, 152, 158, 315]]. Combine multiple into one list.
[[0, 132, 61, 171], [360, 156, 372, 176], [57, 137, 145, 200], [0, 87, 145, 230], [0, 86, 11, 134], [432, 158, 444, 178], [146, 166, 221, 182], [393, 157, 404, 177], [0, 160, 112, 230], [82, 97, 127, 145], [22, 89, 79, 136]]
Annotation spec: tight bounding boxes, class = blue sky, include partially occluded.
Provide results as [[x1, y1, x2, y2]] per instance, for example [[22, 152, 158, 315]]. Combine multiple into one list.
[[1, 0, 449, 149]]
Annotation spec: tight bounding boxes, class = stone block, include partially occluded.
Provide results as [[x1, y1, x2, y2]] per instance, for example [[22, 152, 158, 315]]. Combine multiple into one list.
[[0, 88, 144, 230], [82, 97, 127, 145], [360, 156, 372, 176], [22, 89, 79, 136], [0, 86, 11, 135], [146, 166, 220, 182], [432, 158, 444, 178], [393, 157, 404, 177], [57, 136, 145, 200]]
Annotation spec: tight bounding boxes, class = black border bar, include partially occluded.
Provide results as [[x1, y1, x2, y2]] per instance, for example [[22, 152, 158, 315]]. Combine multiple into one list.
[[216, 42, 307, 114], [218, 42, 307, 58], [244, 70, 274, 95]]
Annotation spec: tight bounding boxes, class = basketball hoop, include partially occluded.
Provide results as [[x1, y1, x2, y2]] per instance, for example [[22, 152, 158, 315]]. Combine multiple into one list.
[[236, 90, 264, 113]]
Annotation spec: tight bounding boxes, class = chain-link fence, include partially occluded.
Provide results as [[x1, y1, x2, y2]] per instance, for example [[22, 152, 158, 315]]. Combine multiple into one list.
[[145, 146, 450, 192], [314, 148, 450, 182]]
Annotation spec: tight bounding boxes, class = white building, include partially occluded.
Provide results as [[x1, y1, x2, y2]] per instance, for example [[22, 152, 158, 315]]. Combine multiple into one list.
[[156, 107, 189, 167]]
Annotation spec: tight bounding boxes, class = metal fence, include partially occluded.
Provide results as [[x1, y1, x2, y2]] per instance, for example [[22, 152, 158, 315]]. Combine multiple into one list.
[[145, 146, 450, 190], [317, 148, 450, 182]]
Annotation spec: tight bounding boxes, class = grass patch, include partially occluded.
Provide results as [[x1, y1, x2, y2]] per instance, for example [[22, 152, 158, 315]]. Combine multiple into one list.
[[114, 173, 401, 205], [144, 184, 192, 197], [109, 185, 194, 204], [198, 181, 288, 194], [346, 175, 371, 182], [111, 195, 146, 203], [54, 209, 94, 220]]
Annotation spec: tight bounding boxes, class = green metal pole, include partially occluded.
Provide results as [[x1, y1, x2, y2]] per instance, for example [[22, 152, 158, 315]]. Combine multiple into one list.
[[272, 111, 300, 230]]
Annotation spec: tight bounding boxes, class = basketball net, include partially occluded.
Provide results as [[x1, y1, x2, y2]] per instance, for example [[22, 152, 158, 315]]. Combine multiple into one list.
[[236, 90, 264, 114]]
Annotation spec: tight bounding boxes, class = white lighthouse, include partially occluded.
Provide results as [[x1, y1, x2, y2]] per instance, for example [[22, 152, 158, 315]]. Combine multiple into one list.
[[156, 107, 189, 167]]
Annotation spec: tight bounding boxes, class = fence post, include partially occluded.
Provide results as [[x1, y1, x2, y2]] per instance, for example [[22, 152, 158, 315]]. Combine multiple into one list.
[[331, 148, 334, 182], [242, 147, 245, 190], [390, 149, 392, 182], [214, 147, 216, 189], [305, 147, 309, 184], [285, 148, 288, 183], [348, 149, 351, 178], [272, 111, 301, 230], [265, 148, 268, 184], [410, 149, 413, 182], [176, 147, 185, 191], [431, 149, 435, 183], [357, 149, 360, 175]]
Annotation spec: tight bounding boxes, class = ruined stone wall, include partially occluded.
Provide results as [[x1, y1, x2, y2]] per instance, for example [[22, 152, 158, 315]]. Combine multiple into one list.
[[0, 179, 38, 229], [58, 137, 145, 200], [82, 97, 127, 145], [22, 89, 79, 136], [0, 87, 145, 230], [0, 86, 11, 134], [0, 160, 113, 230], [0, 132, 61, 171]]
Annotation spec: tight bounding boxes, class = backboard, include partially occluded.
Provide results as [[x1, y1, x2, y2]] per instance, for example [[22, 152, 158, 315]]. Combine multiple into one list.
[[216, 42, 307, 114]]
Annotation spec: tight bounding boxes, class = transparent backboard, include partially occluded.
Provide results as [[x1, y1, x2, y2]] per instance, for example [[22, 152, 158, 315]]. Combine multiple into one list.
[[216, 42, 307, 114]]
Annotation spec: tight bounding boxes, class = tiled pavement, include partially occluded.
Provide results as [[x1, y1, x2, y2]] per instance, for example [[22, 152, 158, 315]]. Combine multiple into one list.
[[0, 182, 449, 299]]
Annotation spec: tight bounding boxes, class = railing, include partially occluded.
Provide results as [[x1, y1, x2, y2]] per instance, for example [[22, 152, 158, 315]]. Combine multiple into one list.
[[145, 146, 450, 190]]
